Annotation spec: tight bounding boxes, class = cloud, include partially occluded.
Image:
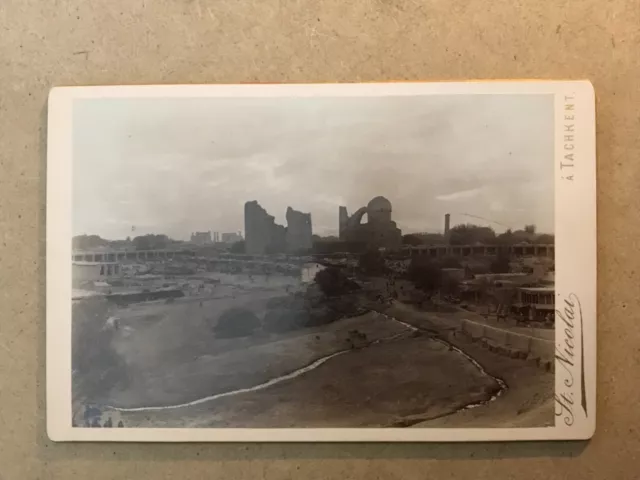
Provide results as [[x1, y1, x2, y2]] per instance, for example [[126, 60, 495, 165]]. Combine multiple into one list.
[[489, 201, 505, 212], [72, 94, 554, 239], [436, 188, 483, 202]]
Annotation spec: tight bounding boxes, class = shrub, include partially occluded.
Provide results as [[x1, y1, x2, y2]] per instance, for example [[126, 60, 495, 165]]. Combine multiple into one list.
[[490, 253, 511, 273], [230, 241, 245, 254], [263, 308, 309, 333], [305, 304, 336, 327], [441, 275, 461, 295], [407, 258, 443, 294], [440, 256, 462, 269], [214, 307, 260, 338], [72, 299, 130, 404], [314, 267, 360, 297], [266, 296, 289, 309], [358, 250, 388, 275]]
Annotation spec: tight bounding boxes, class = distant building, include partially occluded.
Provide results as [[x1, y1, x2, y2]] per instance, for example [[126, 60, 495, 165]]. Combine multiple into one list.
[[285, 207, 312, 253], [441, 268, 466, 282], [244, 201, 313, 254], [444, 213, 451, 244], [338, 196, 402, 251], [221, 232, 243, 244], [512, 287, 555, 321], [245, 201, 286, 254], [190, 231, 212, 245], [73, 261, 122, 286]]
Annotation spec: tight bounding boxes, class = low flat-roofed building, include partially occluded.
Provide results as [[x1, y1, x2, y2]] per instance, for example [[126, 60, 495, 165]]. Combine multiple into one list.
[[221, 232, 243, 243], [73, 261, 122, 285], [512, 286, 555, 321]]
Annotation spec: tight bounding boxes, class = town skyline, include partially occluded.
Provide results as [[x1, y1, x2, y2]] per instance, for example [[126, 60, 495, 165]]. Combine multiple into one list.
[[73, 94, 554, 240], [73, 207, 552, 244]]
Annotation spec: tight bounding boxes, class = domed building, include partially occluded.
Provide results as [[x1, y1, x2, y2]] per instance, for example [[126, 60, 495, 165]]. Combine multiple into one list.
[[338, 196, 402, 250], [367, 196, 393, 224]]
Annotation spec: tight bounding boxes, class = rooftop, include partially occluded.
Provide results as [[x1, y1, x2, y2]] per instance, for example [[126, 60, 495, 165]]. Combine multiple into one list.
[[519, 287, 555, 293], [73, 261, 121, 266]]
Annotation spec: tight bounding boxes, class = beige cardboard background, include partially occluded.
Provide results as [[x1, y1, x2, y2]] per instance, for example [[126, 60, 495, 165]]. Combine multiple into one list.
[[0, 0, 636, 478]]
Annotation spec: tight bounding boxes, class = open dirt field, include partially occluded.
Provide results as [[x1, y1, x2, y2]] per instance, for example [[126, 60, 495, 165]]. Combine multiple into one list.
[[379, 302, 555, 428], [72, 272, 553, 429], [108, 308, 408, 409], [111, 332, 501, 428]]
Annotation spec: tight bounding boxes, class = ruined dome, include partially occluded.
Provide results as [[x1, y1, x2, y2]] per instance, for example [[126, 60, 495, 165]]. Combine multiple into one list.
[[367, 196, 392, 223]]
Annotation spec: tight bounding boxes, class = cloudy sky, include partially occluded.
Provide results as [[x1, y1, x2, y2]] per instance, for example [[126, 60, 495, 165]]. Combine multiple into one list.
[[73, 93, 554, 240]]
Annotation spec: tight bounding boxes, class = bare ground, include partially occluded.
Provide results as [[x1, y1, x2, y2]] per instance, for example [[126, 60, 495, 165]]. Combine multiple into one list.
[[106, 331, 501, 428], [107, 309, 408, 408], [74, 277, 553, 429], [379, 302, 554, 428]]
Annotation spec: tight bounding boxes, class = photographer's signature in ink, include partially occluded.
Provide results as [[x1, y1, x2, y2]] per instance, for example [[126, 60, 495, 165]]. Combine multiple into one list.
[[555, 292, 587, 426]]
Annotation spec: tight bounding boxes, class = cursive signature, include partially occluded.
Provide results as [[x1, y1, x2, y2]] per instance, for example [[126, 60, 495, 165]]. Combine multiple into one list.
[[555, 293, 587, 426]]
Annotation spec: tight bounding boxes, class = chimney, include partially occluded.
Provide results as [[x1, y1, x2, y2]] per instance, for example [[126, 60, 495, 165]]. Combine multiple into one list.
[[444, 213, 451, 243]]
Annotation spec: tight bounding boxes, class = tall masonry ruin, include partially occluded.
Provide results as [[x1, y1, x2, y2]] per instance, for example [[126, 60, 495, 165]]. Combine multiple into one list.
[[244, 201, 312, 254], [338, 196, 402, 250]]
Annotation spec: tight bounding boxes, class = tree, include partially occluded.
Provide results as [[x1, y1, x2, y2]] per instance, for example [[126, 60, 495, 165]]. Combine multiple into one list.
[[534, 233, 555, 244], [73, 235, 109, 250], [496, 228, 536, 245], [510, 229, 534, 244], [213, 308, 261, 338], [495, 229, 514, 245], [230, 240, 245, 254], [315, 267, 360, 297], [132, 234, 170, 250], [524, 224, 536, 235], [493, 283, 517, 319], [441, 275, 461, 296], [440, 256, 462, 268], [420, 233, 446, 245], [490, 253, 511, 273], [72, 299, 130, 405], [489, 256, 510, 273], [263, 308, 309, 333], [402, 234, 424, 246], [358, 250, 387, 275], [448, 224, 496, 245], [407, 258, 443, 295]]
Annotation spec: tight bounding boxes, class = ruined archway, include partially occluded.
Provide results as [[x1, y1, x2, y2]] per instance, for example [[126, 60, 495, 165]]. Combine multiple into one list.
[[339, 197, 402, 250], [348, 207, 368, 228]]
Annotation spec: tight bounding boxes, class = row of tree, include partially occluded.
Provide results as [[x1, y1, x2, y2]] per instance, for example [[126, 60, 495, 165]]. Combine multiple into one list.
[[73, 234, 177, 251], [402, 224, 554, 247], [354, 248, 512, 298]]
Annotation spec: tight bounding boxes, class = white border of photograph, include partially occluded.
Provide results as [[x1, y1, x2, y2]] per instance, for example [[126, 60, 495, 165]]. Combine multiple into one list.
[[46, 81, 596, 442]]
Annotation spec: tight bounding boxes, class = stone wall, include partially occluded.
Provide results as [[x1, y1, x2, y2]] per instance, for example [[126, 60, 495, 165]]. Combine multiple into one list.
[[338, 197, 402, 250], [244, 201, 312, 254], [459, 319, 554, 371], [285, 207, 312, 253], [244, 201, 287, 254], [338, 206, 349, 240]]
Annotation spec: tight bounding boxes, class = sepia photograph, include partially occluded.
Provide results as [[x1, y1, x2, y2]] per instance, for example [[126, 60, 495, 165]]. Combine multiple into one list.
[[46, 82, 596, 441]]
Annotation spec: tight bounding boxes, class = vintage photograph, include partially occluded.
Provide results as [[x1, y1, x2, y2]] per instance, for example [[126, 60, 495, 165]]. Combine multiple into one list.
[[66, 90, 559, 431]]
